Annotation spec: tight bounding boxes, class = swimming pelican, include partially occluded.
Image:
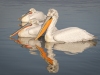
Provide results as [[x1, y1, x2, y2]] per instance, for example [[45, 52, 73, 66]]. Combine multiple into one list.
[[19, 8, 46, 23], [35, 9, 96, 42], [10, 19, 58, 37], [19, 19, 42, 37]]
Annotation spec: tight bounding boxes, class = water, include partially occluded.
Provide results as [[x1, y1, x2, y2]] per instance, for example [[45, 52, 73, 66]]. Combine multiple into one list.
[[0, 0, 100, 75]]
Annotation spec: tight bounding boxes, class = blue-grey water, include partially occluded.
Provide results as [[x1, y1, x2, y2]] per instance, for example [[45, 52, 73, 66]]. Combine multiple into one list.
[[0, 0, 100, 75]]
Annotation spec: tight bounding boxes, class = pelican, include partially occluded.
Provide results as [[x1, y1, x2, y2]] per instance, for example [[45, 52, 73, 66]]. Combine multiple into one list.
[[10, 19, 58, 37], [35, 9, 96, 42], [19, 8, 46, 23], [18, 19, 42, 37]]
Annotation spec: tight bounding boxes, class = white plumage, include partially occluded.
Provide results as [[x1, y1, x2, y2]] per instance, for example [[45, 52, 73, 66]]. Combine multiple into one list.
[[18, 19, 58, 37], [18, 19, 42, 37], [19, 8, 46, 23], [53, 27, 94, 42], [35, 9, 95, 42]]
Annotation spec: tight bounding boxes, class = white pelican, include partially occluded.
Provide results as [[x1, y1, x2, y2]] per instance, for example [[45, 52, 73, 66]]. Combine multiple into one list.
[[19, 8, 46, 23], [35, 9, 96, 42], [10, 19, 58, 37], [14, 19, 42, 37]]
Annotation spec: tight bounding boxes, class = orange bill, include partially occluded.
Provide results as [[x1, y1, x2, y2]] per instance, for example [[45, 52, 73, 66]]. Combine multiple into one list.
[[10, 23, 32, 37], [35, 16, 52, 40]]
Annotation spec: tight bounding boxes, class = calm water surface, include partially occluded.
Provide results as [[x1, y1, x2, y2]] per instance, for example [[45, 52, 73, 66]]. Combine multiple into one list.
[[0, 0, 100, 75]]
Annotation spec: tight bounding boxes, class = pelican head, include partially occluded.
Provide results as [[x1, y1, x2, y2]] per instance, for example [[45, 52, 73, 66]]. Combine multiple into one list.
[[47, 9, 59, 18], [29, 19, 39, 25], [35, 8, 58, 40], [28, 8, 37, 14]]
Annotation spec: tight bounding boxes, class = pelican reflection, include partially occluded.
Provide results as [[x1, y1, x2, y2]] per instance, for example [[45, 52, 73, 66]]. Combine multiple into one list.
[[46, 41, 97, 55], [44, 41, 96, 73], [10, 37, 43, 55], [10, 37, 97, 73], [10, 37, 59, 73], [45, 42, 59, 73]]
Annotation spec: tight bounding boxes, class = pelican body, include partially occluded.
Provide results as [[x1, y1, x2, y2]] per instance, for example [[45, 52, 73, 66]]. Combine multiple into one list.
[[17, 19, 58, 37], [18, 19, 42, 37], [19, 8, 46, 23], [35, 9, 95, 42]]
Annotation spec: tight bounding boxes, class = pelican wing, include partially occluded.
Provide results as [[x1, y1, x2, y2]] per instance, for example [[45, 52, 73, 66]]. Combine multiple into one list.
[[28, 25, 41, 35], [54, 27, 95, 42]]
